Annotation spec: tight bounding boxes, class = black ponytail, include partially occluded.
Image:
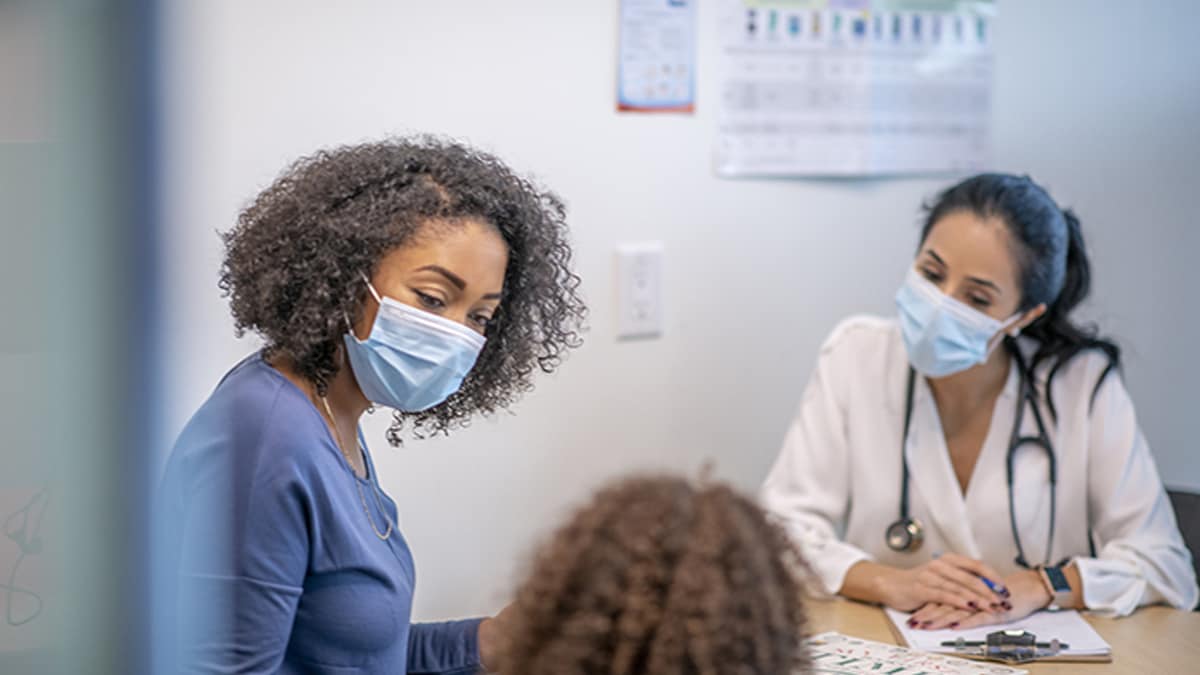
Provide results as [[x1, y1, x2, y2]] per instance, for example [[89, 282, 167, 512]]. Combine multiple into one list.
[[921, 174, 1120, 420], [1021, 208, 1120, 420]]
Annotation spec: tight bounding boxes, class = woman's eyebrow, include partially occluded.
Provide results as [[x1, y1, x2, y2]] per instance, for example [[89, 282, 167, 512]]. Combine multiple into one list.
[[966, 276, 1001, 293], [415, 265, 466, 290], [924, 250, 1001, 293]]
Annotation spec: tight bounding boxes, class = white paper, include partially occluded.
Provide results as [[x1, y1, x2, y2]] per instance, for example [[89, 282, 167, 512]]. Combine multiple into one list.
[[807, 631, 1027, 674], [618, 0, 697, 112], [885, 608, 1112, 657], [716, 0, 995, 176]]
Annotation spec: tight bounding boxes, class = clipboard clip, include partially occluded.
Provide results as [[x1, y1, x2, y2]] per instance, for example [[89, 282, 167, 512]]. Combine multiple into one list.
[[942, 629, 1069, 664]]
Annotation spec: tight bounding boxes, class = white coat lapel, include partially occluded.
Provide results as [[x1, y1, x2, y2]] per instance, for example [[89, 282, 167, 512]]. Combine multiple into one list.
[[906, 375, 982, 558], [964, 361, 1024, 570]]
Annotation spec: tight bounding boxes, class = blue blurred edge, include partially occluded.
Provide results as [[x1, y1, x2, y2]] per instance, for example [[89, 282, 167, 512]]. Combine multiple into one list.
[[0, 0, 160, 673]]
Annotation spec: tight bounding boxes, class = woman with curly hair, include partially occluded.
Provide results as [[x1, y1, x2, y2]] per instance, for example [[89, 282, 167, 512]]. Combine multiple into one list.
[[499, 475, 812, 675], [157, 137, 586, 674]]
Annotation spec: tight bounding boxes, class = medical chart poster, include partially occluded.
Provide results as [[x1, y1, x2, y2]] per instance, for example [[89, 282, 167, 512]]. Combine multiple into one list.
[[715, 0, 995, 177], [617, 0, 697, 113]]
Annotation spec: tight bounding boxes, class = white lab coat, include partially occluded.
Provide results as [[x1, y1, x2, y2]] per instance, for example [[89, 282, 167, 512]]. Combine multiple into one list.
[[761, 316, 1198, 616]]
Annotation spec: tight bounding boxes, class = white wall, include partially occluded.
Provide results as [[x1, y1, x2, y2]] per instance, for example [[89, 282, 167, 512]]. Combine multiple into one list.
[[157, 0, 1200, 620]]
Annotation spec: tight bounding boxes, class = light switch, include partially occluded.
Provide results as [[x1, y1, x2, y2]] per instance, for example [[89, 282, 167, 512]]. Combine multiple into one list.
[[615, 242, 663, 340]]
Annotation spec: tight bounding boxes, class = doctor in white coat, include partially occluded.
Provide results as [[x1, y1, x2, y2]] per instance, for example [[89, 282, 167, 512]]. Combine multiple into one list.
[[762, 174, 1198, 631]]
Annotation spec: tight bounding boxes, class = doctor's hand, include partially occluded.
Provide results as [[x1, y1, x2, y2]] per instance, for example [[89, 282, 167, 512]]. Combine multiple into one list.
[[929, 568, 1052, 631], [871, 553, 1009, 613], [910, 568, 1053, 630]]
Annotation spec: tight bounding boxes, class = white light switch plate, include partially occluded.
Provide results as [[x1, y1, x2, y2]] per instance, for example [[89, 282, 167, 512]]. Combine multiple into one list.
[[615, 242, 663, 340]]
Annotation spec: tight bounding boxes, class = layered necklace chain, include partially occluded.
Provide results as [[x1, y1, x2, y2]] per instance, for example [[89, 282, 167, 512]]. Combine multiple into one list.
[[320, 396, 394, 540]]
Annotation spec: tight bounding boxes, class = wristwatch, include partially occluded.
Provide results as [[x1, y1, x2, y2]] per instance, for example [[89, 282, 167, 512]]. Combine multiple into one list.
[[1037, 564, 1073, 611]]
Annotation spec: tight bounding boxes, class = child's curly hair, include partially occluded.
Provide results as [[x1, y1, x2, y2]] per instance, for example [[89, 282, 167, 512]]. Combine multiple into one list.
[[501, 475, 811, 675]]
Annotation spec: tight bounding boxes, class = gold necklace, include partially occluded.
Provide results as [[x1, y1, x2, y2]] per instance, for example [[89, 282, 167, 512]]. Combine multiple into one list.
[[320, 396, 394, 541]]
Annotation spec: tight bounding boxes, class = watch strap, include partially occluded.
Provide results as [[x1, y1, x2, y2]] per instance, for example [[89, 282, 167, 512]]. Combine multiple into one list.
[[1038, 564, 1072, 610]]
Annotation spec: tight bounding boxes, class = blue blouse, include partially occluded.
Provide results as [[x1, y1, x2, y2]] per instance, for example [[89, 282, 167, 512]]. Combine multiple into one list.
[[158, 353, 482, 674]]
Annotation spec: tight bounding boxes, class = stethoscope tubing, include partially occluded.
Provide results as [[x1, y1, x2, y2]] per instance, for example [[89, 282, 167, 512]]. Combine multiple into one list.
[[892, 343, 1058, 568]]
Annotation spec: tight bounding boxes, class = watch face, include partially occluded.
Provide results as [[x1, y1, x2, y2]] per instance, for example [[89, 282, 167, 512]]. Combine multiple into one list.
[[1044, 565, 1071, 592]]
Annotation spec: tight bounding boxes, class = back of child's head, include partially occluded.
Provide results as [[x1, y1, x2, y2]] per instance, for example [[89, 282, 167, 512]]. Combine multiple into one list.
[[500, 474, 811, 675]]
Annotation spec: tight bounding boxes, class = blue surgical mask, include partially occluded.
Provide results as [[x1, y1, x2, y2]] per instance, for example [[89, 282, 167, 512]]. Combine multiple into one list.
[[895, 268, 1020, 378], [343, 280, 487, 412]]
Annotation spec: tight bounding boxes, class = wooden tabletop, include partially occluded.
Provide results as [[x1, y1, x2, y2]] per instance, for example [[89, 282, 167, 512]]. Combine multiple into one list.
[[806, 597, 1200, 674]]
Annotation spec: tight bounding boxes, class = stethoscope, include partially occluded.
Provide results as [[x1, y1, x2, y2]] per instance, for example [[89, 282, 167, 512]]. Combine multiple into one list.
[[885, 344, 1060, 569]]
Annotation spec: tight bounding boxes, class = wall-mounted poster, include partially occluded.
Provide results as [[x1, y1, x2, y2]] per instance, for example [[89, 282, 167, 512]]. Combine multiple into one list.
[[716, 0, 995, 176]]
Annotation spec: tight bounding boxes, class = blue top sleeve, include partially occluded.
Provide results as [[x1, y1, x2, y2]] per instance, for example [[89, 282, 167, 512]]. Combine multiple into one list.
[[407, 619, 485, 675]]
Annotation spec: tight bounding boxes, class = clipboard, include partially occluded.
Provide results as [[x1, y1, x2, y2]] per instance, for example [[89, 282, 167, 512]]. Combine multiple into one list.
[[884, 607, 1113, 664]]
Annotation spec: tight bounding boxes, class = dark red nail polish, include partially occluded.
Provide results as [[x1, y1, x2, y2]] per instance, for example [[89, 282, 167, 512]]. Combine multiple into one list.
[[967, 601, 979, 610], [1002, 601, 1012, 610], [949, 622, 959, 629], [908, 619, 918, 627]]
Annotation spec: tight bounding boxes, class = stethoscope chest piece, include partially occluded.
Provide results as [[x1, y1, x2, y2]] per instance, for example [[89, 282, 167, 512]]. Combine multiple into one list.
[[886, 517, 924, 552]]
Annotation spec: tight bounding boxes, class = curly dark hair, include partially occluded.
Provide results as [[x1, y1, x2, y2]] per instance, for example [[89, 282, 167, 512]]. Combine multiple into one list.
[[501, 475, 811, 675], [218, 136, 586, 442]]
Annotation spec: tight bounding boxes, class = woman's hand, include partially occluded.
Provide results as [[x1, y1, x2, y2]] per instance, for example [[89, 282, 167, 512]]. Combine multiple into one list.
[[906, 602, 977, 631], [478, 617, 497, 672], [910, 568, 1051, 630], [871, 553, 1009, 613], [478, 604, 514, 673], [951, 568, 1052, 629]]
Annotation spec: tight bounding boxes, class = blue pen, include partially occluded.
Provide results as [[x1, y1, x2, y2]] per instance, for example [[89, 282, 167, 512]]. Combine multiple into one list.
[[979, 575, 1010, 598], [933, 551, 1010, 599]]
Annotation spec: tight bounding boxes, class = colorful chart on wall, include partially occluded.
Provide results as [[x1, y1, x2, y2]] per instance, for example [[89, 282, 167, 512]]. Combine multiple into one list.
[[716, 0, 995, 176], [618, 0, 697, 113]]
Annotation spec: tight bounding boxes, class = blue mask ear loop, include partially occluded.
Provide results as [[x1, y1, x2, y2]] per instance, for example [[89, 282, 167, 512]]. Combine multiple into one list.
[[984, 312, 1025, 358], [346, 272, 378, 415], [359, 271, 383, 305], [346, 271, 380, 337]]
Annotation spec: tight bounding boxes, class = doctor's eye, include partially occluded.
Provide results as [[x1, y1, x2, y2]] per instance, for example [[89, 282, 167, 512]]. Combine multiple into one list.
[[413, 290, 446, 311], [921, 268, 944, 283], [969, 295, 992, 309]]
